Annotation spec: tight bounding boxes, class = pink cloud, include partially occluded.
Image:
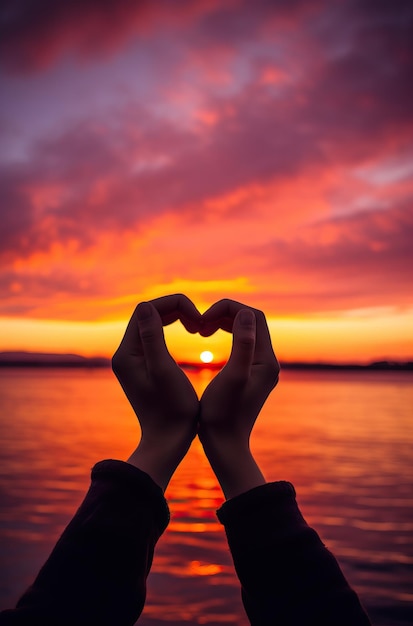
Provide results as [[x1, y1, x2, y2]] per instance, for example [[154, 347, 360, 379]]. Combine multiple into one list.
[[0, 0, 224, 73], [1, 0, 412, 323], [250, 202, 413, 312]]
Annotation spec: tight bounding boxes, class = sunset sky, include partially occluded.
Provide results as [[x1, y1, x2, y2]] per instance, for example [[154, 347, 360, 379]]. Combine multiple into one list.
[[1, 0, 412, 363]]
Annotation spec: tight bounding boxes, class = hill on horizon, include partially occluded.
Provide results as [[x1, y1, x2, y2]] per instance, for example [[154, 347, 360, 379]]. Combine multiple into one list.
[[0, 351, 412, 371]]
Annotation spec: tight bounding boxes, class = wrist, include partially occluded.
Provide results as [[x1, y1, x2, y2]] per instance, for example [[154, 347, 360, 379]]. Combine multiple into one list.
[[199, 434, 266, 500], [127, 436, 192, 491]]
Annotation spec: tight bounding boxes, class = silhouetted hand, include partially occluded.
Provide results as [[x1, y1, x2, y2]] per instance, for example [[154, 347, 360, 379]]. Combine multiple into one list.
[[112, 294, 202, 490], [198, 299, 280, 498]]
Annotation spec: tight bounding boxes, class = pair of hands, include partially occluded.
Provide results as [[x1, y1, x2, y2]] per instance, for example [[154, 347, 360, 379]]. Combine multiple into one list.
[[112, 294, 280, 497]]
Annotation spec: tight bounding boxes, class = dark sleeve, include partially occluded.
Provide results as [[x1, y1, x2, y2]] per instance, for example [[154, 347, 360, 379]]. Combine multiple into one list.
[[217, 481, 371, 626], [0, 460, 169, 626]]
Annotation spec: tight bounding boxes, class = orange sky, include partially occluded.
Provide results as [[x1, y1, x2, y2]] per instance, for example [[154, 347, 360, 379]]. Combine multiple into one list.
[[1, 0, 412, 363]]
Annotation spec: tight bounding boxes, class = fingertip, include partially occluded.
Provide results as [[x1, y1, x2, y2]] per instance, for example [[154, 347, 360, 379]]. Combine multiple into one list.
[[136, 302, 163, 342], [181, 308, 203, 334], [199, 321, 217, 337], [233, 309, 256, 341], [225, 309, 256, 379], [184, 320, 200, 334], [238, 309, 256, 327], [136, 302, 153, 321]]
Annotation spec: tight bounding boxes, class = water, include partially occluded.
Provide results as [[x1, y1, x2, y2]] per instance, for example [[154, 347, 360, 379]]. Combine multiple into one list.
[[0, 367, 412, 625]]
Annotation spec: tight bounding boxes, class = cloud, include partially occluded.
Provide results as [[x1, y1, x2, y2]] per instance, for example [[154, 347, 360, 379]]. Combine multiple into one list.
[[0, 0, 213, 73], [252, 202, 413, 312], [1, 66, 412, 323], [306, 7, 413, 140], [1, 0, 412, 328], [1, 51, 411, 262], [4, 0, 411, 81], [0, 0, 324, 74], [1, 187, 411, 321]]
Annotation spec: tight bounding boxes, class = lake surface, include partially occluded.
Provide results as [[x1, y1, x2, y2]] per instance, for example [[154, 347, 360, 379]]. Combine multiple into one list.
[[0, 367, 412, 625]]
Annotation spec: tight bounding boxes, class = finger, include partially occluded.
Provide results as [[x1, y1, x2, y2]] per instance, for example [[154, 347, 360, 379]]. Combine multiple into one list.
[[201, 299, 255, 334], [225, 309, 256, 381], [200, 299, 237, 335], [117, 294, 201, 354], [201, 299, 274, 363], [136, 302, 172, 368], [150, 294, 202, 333], [116, 302, 144, 352]]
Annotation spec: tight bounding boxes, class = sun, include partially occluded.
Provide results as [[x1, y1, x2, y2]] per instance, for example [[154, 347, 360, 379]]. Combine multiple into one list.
[[200, 350, 214, 364]]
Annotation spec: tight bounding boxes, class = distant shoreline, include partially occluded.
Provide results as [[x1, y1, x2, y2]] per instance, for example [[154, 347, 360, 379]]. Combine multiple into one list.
[[0, 352, 412, 371]]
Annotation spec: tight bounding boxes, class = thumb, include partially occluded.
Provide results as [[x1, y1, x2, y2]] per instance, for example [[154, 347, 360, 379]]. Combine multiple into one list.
[[226, 309, 256, 381], [136, 302, 171, 369]]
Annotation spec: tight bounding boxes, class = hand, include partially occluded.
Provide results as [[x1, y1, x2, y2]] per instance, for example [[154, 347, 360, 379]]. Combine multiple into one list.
[[112, 294, 202, 490], [198, 299, 280, 498]]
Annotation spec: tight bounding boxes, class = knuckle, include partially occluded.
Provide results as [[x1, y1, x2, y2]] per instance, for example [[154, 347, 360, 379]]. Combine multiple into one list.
[[168, 292, 184, 305], [264, 359, 280, 387], [255, 308, 266, 322], [220, 298, 234, 309], [238, 333, 255, 349], [111, 354, 118, 373], [111, 350, 125, 375], [139, 327, 156, 342]]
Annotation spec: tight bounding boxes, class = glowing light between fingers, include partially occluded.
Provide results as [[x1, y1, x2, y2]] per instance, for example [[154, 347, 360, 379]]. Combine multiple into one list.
[[200, 350, 214, 363]]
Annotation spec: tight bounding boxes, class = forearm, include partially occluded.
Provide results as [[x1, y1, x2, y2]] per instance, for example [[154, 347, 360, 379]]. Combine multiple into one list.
[[0, 461, 169, 626], [217, 481, 371, 626]]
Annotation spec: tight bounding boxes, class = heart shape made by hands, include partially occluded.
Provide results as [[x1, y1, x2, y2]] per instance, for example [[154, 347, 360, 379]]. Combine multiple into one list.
[[149, 294, 258, 366], [144, 294, 276, 375], [123, 293, 277, 379]]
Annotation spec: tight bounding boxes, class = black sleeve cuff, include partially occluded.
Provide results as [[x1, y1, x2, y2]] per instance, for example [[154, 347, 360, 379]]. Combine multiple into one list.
[[217, 481, 301, 528], [91, 459, 170, 530]]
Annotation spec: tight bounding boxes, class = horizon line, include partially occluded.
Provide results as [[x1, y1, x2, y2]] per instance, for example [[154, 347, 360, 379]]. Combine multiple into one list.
[[0, 351, 412, 371]]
